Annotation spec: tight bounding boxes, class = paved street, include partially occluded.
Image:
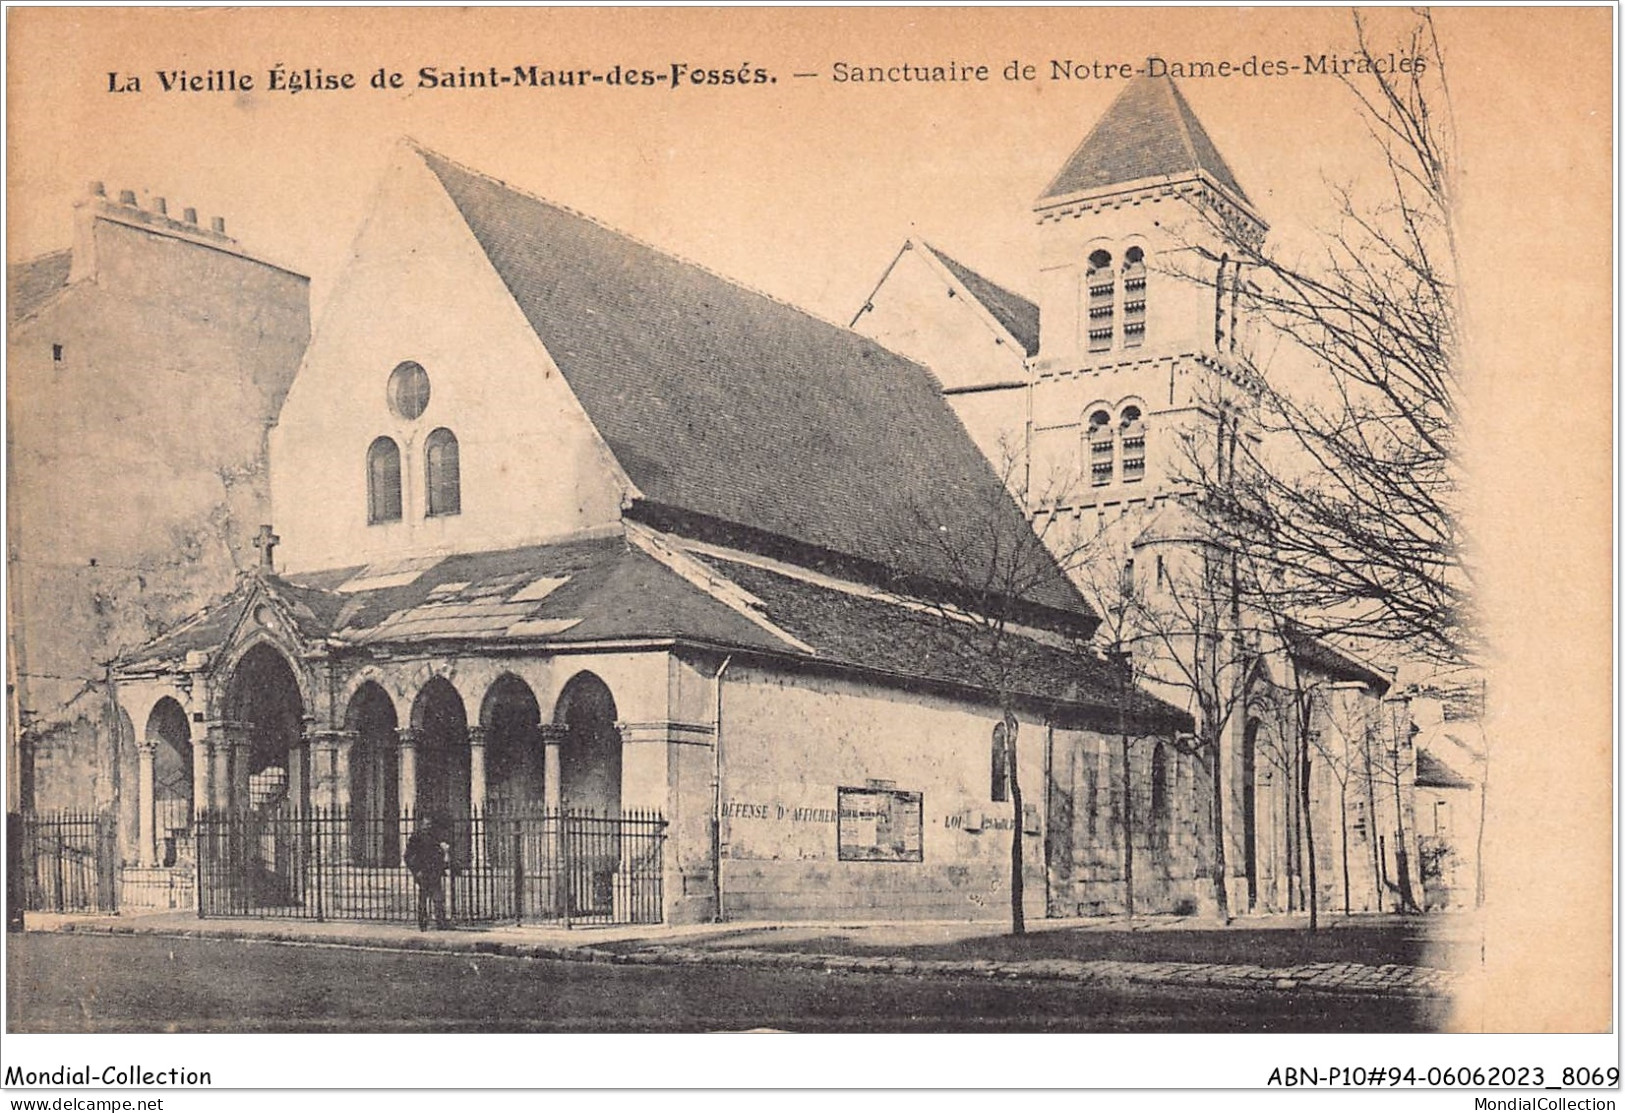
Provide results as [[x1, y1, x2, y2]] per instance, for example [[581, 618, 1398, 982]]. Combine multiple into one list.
[[7, 931, 1448, 1033]]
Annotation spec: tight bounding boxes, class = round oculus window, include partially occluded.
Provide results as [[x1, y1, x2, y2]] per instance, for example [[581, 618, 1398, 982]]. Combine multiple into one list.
[[388, 361, 431, 420]]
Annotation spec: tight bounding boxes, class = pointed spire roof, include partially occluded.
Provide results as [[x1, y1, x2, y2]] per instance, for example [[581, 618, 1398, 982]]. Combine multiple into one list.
[[1039, 75, 1251, 206]]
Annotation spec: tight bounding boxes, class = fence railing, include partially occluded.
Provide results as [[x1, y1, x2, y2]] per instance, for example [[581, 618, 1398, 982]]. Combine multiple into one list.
[[13, 810, 119, 914], [194, 805, 666, 926]]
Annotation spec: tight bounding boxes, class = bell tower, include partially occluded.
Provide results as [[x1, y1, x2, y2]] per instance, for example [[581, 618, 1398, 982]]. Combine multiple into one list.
[[1027, 75, 1266, 514]]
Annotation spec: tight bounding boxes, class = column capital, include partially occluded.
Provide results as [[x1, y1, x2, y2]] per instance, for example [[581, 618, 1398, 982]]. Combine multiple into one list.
[[466, 725, 488, 748], [539, 723, 570, 744], [137, 737, 161, 756], [396, 726, 421, 748], [309, 728, 357, 751]]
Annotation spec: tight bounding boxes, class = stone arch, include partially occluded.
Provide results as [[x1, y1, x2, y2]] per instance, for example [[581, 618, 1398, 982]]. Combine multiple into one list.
[[339, 665, 408, 725], [223, 642, 309, 812], [212, 629, 318, 721], [410, 676, 470, 827], [144, 696, 193, 860], [552, 670, 621, 817], [480, 673, 543, 811], [345, 680, 400, 864]]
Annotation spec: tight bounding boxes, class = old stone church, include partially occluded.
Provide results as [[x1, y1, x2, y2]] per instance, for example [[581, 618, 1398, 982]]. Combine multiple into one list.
[[13, 76, 1417, 925]]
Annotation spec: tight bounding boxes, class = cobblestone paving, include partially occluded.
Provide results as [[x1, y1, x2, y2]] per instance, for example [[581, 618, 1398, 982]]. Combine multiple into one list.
[[22, 912, 1462, 1000]]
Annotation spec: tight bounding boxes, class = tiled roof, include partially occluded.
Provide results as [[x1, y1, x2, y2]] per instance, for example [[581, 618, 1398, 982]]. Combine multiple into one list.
[[117, 534, 1186, 728], [1415, 749, 1473, 790], [921, 244, 1041, 356], [418, 148, 1091, 624], [1039, 76, 1251, 205], [692, 552, 1192, 728], [8, 249, 73, 324], [117, 536, 790, 670]]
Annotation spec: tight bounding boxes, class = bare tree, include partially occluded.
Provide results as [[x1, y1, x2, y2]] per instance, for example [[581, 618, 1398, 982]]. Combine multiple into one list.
[[1192, 10, 1471, 670], [907, 448, 1091, 936], [1119, 518, 1256, 922]]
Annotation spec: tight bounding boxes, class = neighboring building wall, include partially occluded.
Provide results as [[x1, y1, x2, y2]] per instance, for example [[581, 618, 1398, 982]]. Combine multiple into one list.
[[270, 145, 630, 575], [7, 190, 309, 829]]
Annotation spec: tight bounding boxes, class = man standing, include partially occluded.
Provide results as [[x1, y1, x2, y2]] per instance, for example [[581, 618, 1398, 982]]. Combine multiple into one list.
[[403, 814, 451, 931]]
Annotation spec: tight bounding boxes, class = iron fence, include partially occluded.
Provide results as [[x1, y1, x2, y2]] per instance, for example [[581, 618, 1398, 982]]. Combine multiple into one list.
[[13, 810, 119, 913], [195, 805, 665, 926]]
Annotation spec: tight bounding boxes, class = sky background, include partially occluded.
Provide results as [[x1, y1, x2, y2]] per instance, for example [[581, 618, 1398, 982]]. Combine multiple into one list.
[[5, 6, 1616, 1040]]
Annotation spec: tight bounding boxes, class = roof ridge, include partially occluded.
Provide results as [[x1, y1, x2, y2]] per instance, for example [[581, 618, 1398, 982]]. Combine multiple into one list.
[[412, 141, 861, 336]]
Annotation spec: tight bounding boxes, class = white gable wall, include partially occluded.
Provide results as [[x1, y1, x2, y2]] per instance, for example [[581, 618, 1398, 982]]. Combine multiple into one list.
[[271, 145, 631, 574], [852, 244, 1028, 393]]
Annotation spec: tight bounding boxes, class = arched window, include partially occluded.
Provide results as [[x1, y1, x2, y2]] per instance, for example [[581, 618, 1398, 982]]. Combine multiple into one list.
[[991, 720, 1011, 803], [1150, 742, 1171, 848], [1120, 405, 1146, 483], [1086, 249, 1115, 353], [367, 437, 402, 524], [1087, 409, 1114, 487], [1122, 247, 1147, 348], [425, 428, 461, 517]]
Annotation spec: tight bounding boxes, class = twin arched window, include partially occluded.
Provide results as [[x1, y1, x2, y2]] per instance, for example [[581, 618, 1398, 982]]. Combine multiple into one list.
[[1085, 403, 1147, 488], [368, 361, 460, 524], [368, 430, 460, 523], [1085, 245, 1149, 354]]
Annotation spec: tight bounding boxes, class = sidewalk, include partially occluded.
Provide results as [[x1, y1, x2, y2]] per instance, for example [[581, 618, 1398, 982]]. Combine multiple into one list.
[[20, 909, 1469, 1000]]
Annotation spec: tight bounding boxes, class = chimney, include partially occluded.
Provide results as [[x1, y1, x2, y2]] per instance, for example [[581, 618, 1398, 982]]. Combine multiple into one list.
[[89, 181, 106, 197], [117, 189, 137, 206], [210, 216, 226, 234], [183, 207, 198, 224], [153, 197, 167, 216]]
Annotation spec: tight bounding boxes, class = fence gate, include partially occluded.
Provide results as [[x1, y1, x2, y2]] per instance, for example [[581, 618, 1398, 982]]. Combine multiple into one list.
[[195, 806, 666, 926], [13, 810, 119, 913]]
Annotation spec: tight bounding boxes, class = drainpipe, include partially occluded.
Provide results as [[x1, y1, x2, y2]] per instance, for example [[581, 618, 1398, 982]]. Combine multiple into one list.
[[712, 655, 732, 923]]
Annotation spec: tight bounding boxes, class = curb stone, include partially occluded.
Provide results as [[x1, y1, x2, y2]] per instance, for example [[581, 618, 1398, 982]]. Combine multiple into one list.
[[29, 917, 1457, 1000]]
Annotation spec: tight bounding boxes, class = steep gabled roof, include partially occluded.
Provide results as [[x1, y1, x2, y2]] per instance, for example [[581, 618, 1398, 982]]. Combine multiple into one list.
[[418, 148, 1091, 626], [7, 249, 73, 324], [1287, 627, 1391, 694], [1039, 75, 1251, 206], [920, 243, 1041, 356]]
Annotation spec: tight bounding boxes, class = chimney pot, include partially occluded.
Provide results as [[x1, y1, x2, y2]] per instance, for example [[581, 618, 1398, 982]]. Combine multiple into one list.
[[118, 189, 137, 205], [210, 216, 226, 234], [154, 197, 167, 215], [183, 207, 198, 224], [89, 181, 106, 197]]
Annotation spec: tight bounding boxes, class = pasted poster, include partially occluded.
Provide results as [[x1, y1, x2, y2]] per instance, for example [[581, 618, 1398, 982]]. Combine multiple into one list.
[[837, 787, 924, 863]]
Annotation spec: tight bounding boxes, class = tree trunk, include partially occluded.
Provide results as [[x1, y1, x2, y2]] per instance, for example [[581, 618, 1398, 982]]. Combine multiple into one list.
[[1121, 734, 1135, 920], [1390, 756, 1418, 913], [1339, 779, 1352, 916], [1005, 709, 1025, 936], [1301, 722, 1318, 931], [1208, 734, 1230, 920]]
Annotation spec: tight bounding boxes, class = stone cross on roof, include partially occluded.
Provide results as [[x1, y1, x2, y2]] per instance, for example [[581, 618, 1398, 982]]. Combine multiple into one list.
[[254, 524, 280, 572]]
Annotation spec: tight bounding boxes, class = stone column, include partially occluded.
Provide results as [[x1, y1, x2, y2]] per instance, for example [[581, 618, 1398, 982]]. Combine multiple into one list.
[[467, 726, 488, 816], [397, 728, 419, 819], [137, 739, 159, 868], [204, 721, 239, 812], [191, 736, 213, 821], [307, 730, 352, 812], [229, 729, 252, 813], [540, 724, 567, 813]]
